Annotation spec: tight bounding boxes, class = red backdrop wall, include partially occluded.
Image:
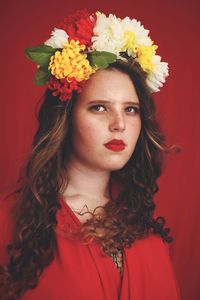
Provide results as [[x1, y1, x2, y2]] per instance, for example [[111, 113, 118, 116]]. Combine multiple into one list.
[[0, 1, 199, 299]]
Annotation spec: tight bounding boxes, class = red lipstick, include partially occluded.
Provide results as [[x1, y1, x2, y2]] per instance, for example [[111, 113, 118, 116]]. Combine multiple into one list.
[[104, 139, 126, 152]]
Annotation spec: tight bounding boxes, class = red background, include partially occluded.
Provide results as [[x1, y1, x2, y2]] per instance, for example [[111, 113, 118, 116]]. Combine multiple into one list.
[[0, 1, 199, 299]]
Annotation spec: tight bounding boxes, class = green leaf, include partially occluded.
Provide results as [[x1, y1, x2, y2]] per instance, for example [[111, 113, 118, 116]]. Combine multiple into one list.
[[87, 51, 117, 69], [25, 44, 55, 67], [34, 67, 51, 86]]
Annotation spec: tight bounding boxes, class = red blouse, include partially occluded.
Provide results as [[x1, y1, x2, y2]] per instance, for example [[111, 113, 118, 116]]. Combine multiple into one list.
[[0, 196, 181, 300]]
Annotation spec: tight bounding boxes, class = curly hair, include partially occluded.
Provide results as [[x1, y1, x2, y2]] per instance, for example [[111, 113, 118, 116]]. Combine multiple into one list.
[[0, 60, 174, 299]]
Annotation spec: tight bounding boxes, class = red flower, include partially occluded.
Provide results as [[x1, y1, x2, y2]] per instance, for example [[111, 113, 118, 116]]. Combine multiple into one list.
[[48, 77, 86, 101], [58, 9, 96, 48]]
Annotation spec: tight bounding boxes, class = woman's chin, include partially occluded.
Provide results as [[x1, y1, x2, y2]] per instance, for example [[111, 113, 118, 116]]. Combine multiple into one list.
[[103, 160, 129, 171]]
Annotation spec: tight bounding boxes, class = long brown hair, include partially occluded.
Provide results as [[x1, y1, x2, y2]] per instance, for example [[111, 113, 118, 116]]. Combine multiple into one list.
[[0, 60, 174, 299]]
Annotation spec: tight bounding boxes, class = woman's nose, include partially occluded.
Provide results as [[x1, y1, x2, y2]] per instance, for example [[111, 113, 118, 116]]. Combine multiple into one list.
[[109, 112, 126, 132]]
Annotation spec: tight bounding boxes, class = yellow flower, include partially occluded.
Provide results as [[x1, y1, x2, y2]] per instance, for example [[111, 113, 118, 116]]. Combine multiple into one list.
[[136, 45, 158, 72], [49, 40, 95, 81], [122, 31, 138, 53]]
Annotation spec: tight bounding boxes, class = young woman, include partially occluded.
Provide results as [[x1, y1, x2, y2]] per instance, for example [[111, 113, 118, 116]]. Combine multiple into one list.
[[0, 9, 181, 300]]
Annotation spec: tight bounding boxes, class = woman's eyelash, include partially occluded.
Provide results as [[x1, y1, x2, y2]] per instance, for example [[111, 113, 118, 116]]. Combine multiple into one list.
[[89, 105, 106, 112], [125, 106, 140, 113], [89, 105, 140, 113]]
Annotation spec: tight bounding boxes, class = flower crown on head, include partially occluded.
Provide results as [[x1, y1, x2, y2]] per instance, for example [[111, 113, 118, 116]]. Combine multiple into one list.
[[25, 9, 169, 101]]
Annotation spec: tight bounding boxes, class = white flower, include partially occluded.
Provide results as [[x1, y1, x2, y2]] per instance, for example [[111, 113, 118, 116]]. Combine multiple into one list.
[[91, 13, 124, 56], [44, 28, 69, 48], [121, 17, 153, 56], [122, 17, 152, 45], [146, 55, 169, 92]]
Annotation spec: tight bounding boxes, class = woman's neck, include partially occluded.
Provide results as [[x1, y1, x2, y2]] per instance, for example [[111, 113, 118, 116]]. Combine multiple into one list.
[[62, 160, 111, 208]]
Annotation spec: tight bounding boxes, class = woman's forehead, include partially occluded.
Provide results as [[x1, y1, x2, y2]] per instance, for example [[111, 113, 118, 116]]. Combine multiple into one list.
[[77, 68, 139, 103]]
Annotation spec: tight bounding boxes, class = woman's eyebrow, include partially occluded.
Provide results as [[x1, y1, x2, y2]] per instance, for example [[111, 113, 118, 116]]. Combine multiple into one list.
[[87, 100, 140, 106]]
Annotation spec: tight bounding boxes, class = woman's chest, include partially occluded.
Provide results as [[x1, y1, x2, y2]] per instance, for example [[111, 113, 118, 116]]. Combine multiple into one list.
[[22, 237, 121, 300]]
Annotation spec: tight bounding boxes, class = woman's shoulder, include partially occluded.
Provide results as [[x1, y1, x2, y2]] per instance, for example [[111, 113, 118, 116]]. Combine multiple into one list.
[[132, 233, 171, 256], [125, 233, 172, 267]]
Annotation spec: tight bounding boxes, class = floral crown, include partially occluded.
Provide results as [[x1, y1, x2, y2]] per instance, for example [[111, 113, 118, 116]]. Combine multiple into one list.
[[25, 9, 169, 101]]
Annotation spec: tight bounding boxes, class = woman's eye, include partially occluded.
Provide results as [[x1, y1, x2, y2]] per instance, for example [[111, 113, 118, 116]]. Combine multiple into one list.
[[125, 106, 139, 113], [90, 105, 106, 112]]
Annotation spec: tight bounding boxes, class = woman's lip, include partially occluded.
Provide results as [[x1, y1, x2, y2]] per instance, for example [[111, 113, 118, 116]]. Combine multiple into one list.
[[104, 139, 125, 146], [104, 139, 126, 151]]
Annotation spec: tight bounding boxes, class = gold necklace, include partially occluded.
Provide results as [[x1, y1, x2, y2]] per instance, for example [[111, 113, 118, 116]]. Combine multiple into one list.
[[111, 249, 124, 276]]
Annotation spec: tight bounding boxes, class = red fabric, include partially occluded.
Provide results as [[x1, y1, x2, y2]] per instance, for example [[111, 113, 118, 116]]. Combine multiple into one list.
[[0, 196, 181, 300]]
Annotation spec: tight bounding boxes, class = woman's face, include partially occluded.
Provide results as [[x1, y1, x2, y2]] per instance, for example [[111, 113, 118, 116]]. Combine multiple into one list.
[[69, 68, 141, 172]]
